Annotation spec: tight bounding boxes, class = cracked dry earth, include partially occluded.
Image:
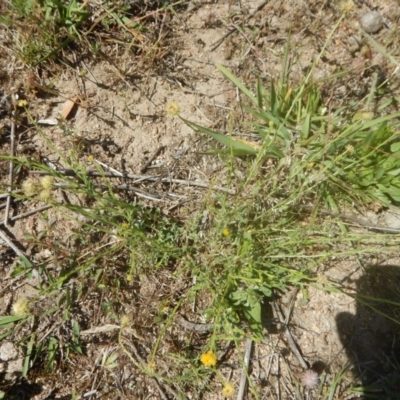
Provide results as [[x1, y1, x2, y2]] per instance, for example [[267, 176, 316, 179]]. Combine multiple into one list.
[[1, 0, 400, 398]]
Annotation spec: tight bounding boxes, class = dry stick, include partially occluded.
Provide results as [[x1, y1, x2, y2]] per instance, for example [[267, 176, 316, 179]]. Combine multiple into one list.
[[279, 370, 293, 399], [0, 190, 22, 199], [0, 197, 21, 208], [30, 170, 236, 195], [237, 338, 253, 400], [0, 228, 28, 260], [276, 352, 281, 400], [210, 0, 270, 51], [91, 160, 166, 199], [94, 159, 124, 176], [122, 337, 177, 400], [53, 182, 164, 202], [263, 353, 274, 388], [298, 204, 400, 234], [210, 27, 236, 51], [175, 314, 213, 333], [4, 119, 16, 227], [272, 300, 308, 370], [140, 146, 165, 173], [10, 205, 52, 221]]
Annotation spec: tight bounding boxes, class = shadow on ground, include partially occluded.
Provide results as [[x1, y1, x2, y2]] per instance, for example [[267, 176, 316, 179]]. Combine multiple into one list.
[[0, 378, 75, 399], [0, 378, 42, 400], [336, 264, 400, 399]]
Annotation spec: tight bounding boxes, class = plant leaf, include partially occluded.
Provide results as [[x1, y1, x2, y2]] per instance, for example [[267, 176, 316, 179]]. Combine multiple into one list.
[[0, 315, 26, 325], [182, 118, 257, 156], [216, 64, 257, 105], [22, 334, 35, 377], [243, 300, 263, 339]]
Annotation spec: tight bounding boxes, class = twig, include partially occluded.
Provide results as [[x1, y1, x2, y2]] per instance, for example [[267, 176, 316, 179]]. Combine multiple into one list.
[[276, 352, 281, 400], [80, 324, 120, 335], [0, 227, 29, 261], [210, 0, 270, 51], [54, 183, 164, 201], [272, 299, 308, 369], [237, 338, 253, 400], [0, 190, 22, 199], [210, 27, 235, 52], [10, 205, 52, 221], [0, 197, 21, 208], [94, 159, 124, 176], [4, 119, 16, 226], [298, 205, 400, 234], [175, 314, 213, 333], [121, 335, 177, 400], [30, 170, 236, 195], [262, 353, 274, 388], [183, 57, 215, 66], [140, 146, 165, 173]]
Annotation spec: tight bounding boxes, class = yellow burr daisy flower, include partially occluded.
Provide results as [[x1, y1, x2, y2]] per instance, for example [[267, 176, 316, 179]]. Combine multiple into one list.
[[200, 350, 217, 367]]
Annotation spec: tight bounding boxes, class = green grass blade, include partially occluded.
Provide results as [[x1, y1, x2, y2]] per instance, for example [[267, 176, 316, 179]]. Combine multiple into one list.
[[216, 64, 257, 105], [22, 334, 35, 377], [182, 118, 257, 156], [270, 80, 277, 115], [256, 78, 263, 110], [0, 315, 26, 325], [301, 113, 311, 140], [242, 105, 292, 140]]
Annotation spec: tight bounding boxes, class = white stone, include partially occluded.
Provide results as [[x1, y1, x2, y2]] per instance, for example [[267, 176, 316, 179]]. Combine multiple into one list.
[[361, 11, 383, 34]]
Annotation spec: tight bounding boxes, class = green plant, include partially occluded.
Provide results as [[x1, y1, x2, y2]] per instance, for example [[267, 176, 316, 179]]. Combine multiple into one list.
[[2, 2, 400, 394], [181, 64, 400, 208], [1, 0, 90, 66]]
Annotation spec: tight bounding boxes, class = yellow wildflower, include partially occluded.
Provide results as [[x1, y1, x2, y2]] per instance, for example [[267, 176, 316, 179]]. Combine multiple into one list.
[[222, 228, 230, 237], [17, 99, 28, 107], [200, 350, 217, 367], [307, 162, 315, 170], [221, 382, 235, 398]]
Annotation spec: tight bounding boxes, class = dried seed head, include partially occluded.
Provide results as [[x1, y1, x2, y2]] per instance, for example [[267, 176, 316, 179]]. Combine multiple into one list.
[[166, 102, 180, 117], [340, 0, 355, 14], [221, 382, 235, 397], [38, 189, 52, 202], [12, 298, 30, 316], [22, 177, 40, 197], [40, 176, 54, 190], [120, 315, 131, 329], [301, 369, 319, 389]]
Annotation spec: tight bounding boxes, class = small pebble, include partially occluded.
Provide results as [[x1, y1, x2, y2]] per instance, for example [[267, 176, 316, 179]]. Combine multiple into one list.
[[360, 11, 383, 34], [347, 36, 361, 53], [0, 342, 18, 362]]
